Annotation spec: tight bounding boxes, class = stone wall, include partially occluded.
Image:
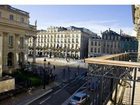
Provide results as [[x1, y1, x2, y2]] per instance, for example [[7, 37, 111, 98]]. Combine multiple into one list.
[[0, 78, 15, 94]]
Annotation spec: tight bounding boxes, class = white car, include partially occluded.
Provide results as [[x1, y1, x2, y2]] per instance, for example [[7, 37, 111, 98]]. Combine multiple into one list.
[[69, 92, 89, 105]]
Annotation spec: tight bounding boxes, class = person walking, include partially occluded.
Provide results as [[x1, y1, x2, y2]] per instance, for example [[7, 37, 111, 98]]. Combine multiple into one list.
[[53, 65, 55, 71]]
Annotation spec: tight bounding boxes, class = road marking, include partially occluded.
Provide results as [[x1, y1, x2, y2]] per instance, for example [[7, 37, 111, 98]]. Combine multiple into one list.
[[62, 80, 87, 105], [39, 96, 51, 104], [25, 89, 53, 105], [53, 89, 62, 94]]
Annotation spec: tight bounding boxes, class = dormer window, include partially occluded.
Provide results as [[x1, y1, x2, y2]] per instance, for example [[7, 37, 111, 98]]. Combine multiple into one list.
[[9, 14, 14, 20]]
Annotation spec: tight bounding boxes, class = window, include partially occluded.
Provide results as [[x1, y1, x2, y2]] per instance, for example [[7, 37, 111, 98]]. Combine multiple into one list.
[[20, 17, 24, 23], [72, 39, 74, 43], [76, 39, 78, 43], [95, 48, 97, 53], [71, 44, 74, 48], [8, 36, 13, 48], [68, 39, 70, 43], [76, 44, 78, 49], [95, 41, 97, 46], [64, 39, 66, 43], [9, 14, 14, 20], [20, 37, 24, 48], [99, 42, 100, 46], [91, 41, 93, 46], [41, 39, 43, 43], [98, 48, 100, 53], [91, 48, 93, 52]]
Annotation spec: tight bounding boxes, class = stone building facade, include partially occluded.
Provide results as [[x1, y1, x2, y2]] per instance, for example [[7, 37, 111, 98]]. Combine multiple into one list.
[[101, 29, 121, 55], [88, 35, 102, 57], [0, 5, 36, 74], [28, 26, 96, 59], [101, 29, 138, 55], [132, 5, 140, 61], [121, 34, 138, 53]]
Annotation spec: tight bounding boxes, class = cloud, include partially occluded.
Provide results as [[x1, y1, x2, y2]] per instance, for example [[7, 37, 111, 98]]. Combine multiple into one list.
[[38, 19, 134, 36]]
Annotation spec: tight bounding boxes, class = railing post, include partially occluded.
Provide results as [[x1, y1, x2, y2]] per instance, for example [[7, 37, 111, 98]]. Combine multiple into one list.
[[131, 68, 137, 105]]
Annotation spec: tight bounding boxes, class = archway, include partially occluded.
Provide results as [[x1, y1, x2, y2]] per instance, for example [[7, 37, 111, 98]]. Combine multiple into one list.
[[7, 52, 14, 67]]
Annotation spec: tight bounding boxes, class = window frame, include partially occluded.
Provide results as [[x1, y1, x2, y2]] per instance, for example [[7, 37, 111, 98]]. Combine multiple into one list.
[[9, 14, 14, 20]]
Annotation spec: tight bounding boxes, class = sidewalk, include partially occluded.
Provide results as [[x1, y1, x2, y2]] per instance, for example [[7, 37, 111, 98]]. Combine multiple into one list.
[[0, 82, 59, 105], [28, 57, 88, 68]]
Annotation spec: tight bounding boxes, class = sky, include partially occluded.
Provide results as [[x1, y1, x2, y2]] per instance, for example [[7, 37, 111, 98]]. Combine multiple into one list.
[[13, 5, 134, 36]]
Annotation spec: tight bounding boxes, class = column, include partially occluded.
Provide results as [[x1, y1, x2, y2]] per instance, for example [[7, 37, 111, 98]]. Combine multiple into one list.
[[137, 28, 140, 62], [24, 36, 29, 62], [2, 32, 8, 72], [33, 36, 37, 63], [0, 33, 3, 77], [131, 68, 137, 105], [14, 34, 19, 68]]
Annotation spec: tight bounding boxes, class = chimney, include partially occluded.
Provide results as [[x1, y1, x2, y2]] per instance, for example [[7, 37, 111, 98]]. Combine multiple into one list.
[[120, 29, 123, 35]]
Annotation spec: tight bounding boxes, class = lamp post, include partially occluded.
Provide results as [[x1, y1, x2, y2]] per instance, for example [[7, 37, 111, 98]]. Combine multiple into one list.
[[43, 58, 46, 89], [65, 46, 68, 61]]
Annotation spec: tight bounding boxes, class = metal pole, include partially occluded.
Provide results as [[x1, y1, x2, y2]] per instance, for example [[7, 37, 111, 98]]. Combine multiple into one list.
[[33, 36, 36, 63], [99, 75, 103, 105], [43, 60, 46, 89], [114, 81, 118, 105], [131, 68, 137, 105]]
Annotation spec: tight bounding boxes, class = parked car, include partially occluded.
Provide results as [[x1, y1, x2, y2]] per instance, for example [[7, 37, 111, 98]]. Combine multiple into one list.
[[69, 91, 89, 105]]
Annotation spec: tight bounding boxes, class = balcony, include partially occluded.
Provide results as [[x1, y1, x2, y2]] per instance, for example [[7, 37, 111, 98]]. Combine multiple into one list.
[[85, 52, 140, 105]]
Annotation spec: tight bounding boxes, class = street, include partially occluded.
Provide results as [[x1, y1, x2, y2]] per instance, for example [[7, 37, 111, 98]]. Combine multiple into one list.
[[29, 75, 86, 105]]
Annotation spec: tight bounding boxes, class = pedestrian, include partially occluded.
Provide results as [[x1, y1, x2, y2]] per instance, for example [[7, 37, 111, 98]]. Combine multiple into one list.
[[48, 62, 50, 66], [77, 65, 80, 75], [50, 69, 52, 74], [53, 65, 55, 71], [62, 68, 66, 79], [63, 68, 66, 75]]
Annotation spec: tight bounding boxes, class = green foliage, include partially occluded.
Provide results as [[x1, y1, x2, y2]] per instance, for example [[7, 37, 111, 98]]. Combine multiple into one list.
[[12, 69, 41, 86]]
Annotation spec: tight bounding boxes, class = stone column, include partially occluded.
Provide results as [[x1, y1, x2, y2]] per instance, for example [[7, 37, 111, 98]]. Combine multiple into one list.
[[14, 34, 19, 69], [24, 36, 29, 62], [0, 34, 3, 77], [33, 36, 36, 63], [137, 27, 140, 62]]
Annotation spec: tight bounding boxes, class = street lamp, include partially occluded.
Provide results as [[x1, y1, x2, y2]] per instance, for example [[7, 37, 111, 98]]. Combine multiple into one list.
[[65, 46, 68, 61], [43, 58, 46, 89], [44, 58, 46, 68]]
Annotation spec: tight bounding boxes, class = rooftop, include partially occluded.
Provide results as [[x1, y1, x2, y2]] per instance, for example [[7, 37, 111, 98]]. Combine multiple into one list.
[[0, 5, 29, 17]]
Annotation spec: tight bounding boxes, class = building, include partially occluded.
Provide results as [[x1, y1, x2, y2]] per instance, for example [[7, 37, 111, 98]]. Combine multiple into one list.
[[101, 29, 122, 55], [101, 29, 138, 55], [0, 5, 36, 74], [132, 5, 140, 61], [120, 34, 138, 53], [88, 35, 102, 57], [0, 5, 36, 93], [28, 26, 97, 59]]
